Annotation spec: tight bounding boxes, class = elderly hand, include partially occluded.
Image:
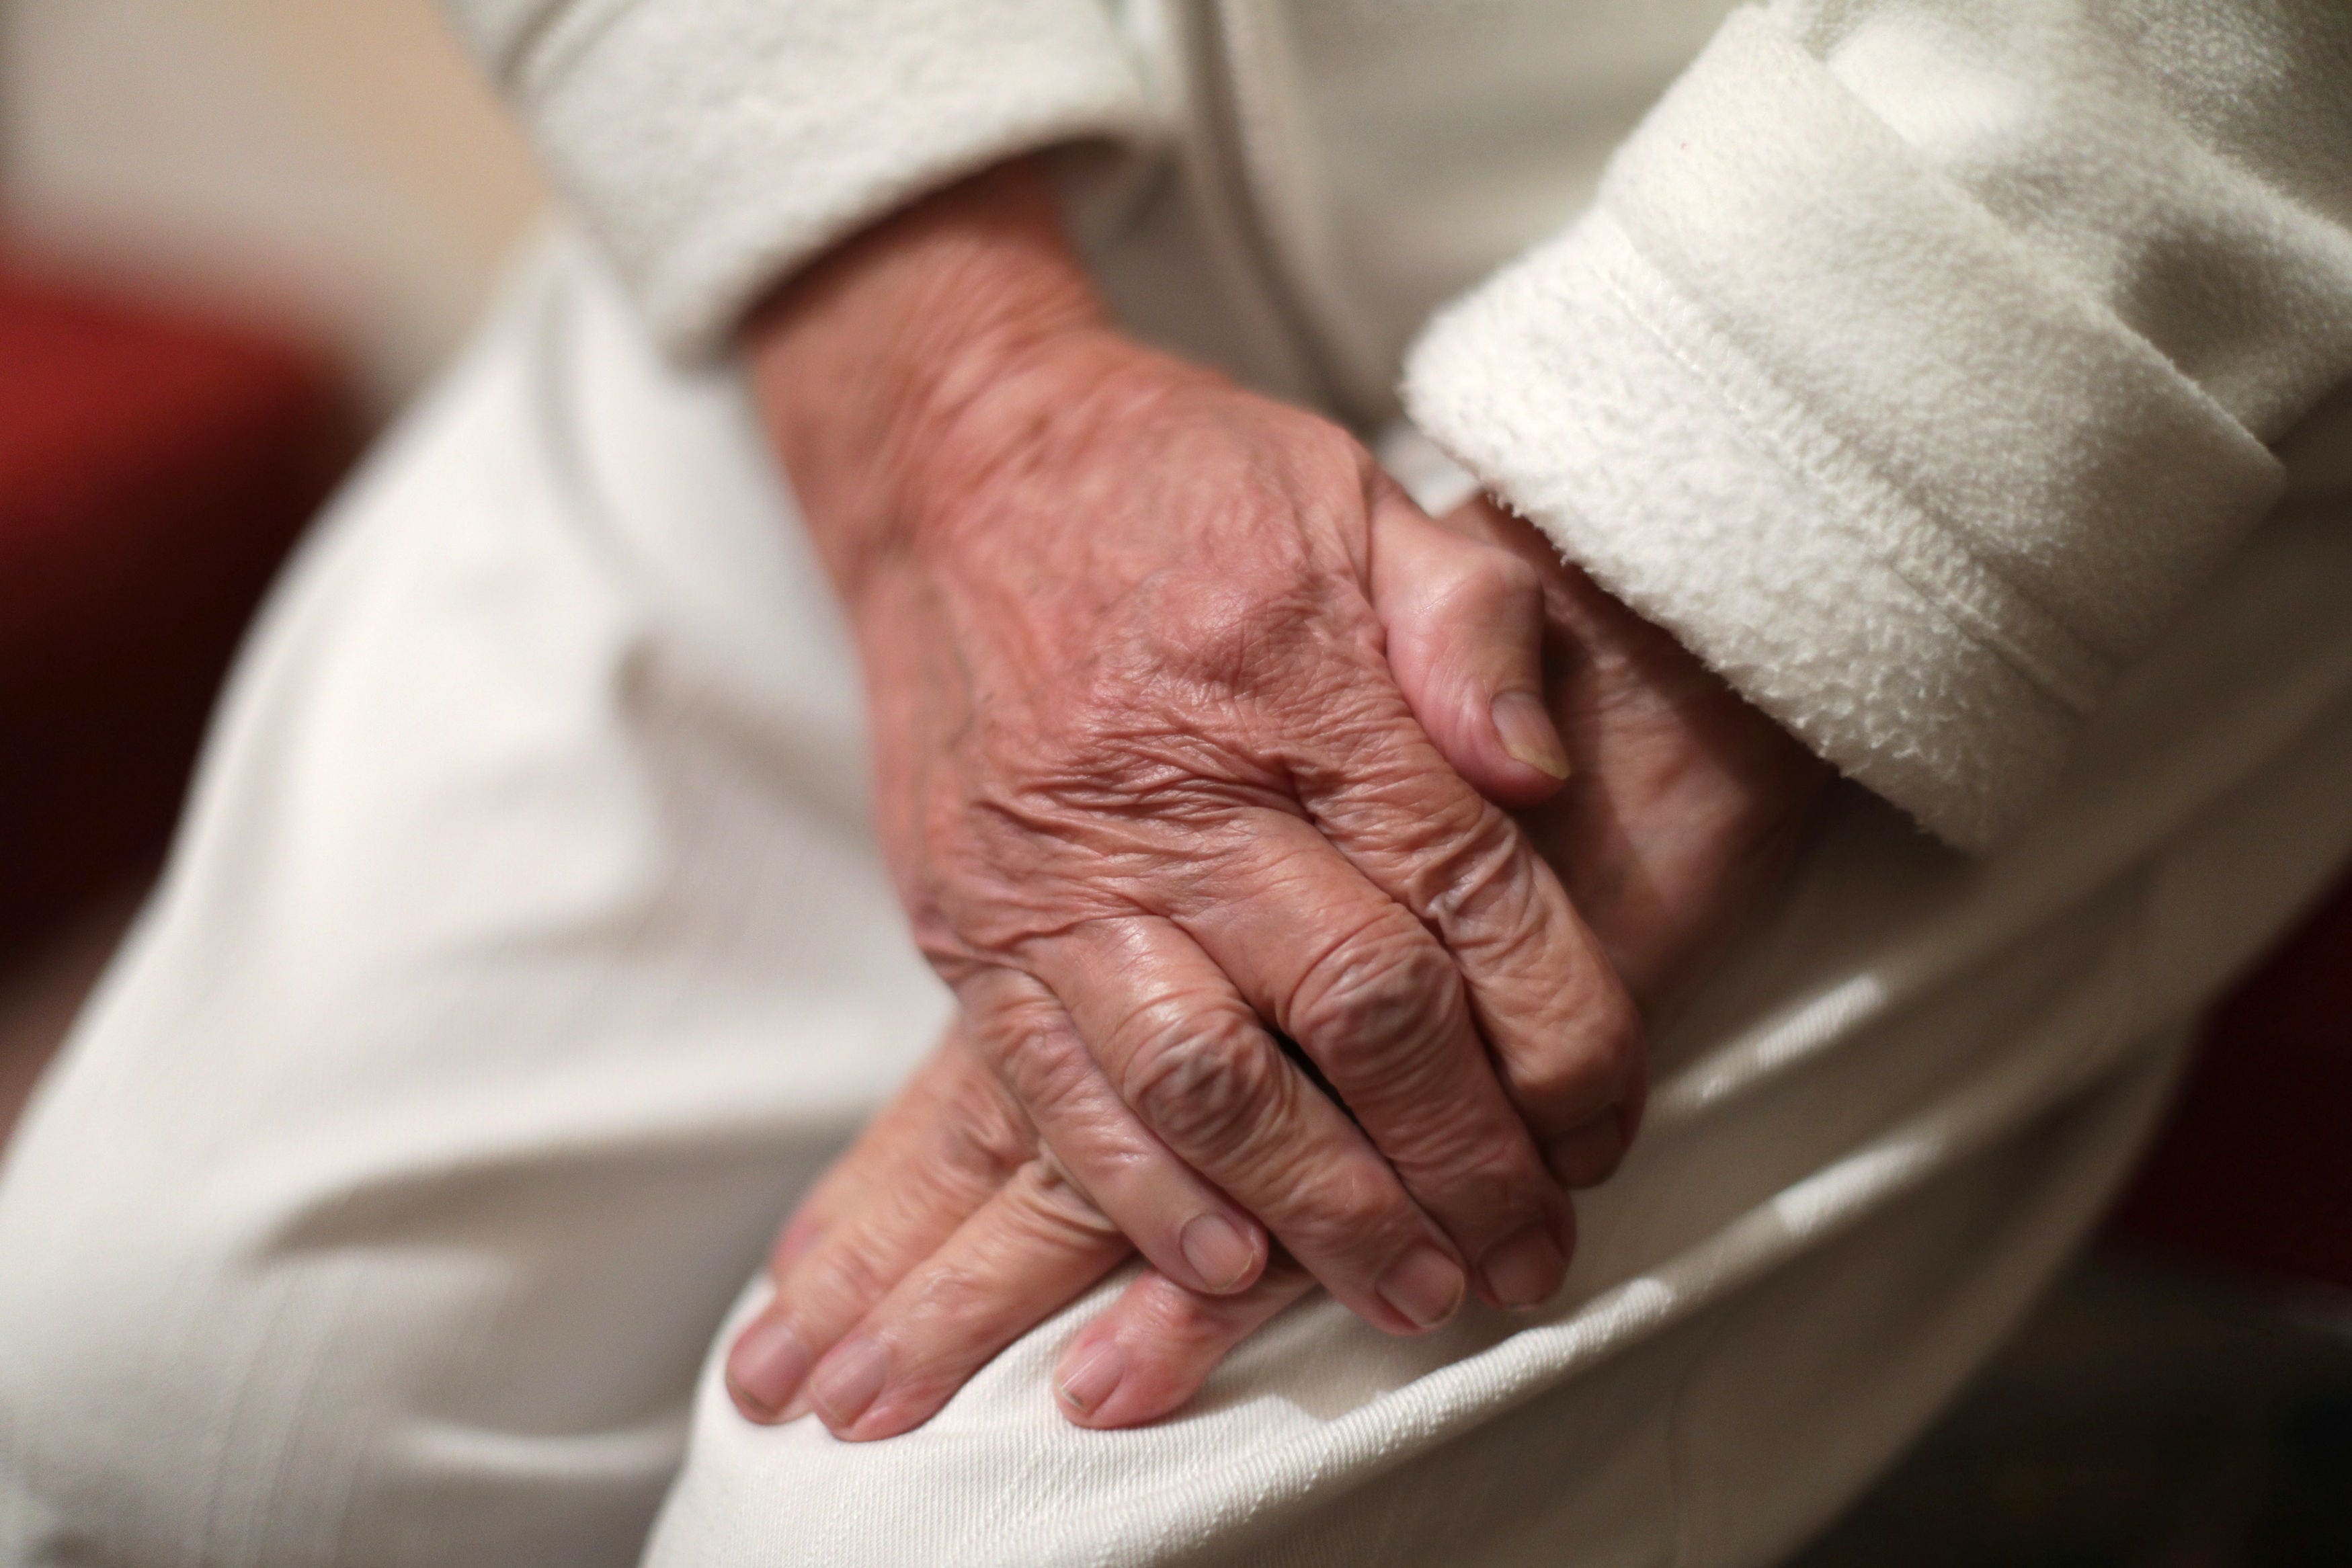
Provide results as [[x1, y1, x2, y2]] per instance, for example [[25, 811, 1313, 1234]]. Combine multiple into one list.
[[734, 151, 1643, 1431], [726, 495, 1828, 1438]]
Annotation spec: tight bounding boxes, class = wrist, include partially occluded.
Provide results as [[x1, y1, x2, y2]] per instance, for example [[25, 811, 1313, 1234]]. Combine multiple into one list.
[[744, 158, 1111, 603]]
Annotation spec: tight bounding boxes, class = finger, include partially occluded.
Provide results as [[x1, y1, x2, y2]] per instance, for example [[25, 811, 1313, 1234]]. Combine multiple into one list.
[[804, 1157, 1135, 1440], [1546, 1103, 1635, 1188], [1370, 496, 1566, 810], [1155, 814, 1576, 1308], [754, 1044, 975, 1278], [1053, 1256, 1317, 1430], [765, 1034, 1015, 1284], [1289, 600, 1646, 1180], [1030, 915, 1472, 1335], [725, 1038, 1028, 1422], [962, 964, 1269, 1296]]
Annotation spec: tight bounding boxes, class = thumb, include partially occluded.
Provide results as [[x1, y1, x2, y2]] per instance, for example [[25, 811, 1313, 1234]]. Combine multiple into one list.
[[1369, 487, 1568, 810]]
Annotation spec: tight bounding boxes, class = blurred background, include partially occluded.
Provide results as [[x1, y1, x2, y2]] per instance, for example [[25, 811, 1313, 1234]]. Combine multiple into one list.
[[0, 0, 541, 1125], [7, 0, 542, 409], [0, 5, 2345, 1562]]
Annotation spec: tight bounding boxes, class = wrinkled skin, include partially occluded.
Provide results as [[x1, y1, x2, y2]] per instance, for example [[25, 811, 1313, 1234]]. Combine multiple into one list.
[[726, 159, 1828, 1440], [728, 493, 1827, 1439]]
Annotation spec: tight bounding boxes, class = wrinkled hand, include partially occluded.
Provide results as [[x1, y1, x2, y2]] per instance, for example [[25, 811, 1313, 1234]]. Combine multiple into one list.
[[738, 153, 1644, 1426], [728, 496, 1829, 1438]]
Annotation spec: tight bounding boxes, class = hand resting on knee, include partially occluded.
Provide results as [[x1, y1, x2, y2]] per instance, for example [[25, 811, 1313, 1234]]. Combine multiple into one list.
[[745, 153, 1656, 1352], [724, 149, 1825, 1438], [724, 486, 1827, 1438]]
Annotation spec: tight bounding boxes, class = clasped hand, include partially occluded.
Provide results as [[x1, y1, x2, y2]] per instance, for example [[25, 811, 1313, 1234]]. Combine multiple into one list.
[[721, 161, 1824, 1438]]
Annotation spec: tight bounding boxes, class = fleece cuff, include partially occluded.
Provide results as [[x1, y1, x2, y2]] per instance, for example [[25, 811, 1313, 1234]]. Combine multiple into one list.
[[1403, 7, 2281, 852], [490, 0, 1156, 358]]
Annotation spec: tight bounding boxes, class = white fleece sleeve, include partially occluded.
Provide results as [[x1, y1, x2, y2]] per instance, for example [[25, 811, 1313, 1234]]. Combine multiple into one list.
[[442, 1, 1156, 357], [1403, 2, 2352, 851]]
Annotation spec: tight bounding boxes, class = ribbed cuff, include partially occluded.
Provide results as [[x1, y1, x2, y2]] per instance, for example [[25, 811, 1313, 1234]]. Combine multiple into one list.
[[503, 0, 1158, 357], [1404, 8, 2281, 851]]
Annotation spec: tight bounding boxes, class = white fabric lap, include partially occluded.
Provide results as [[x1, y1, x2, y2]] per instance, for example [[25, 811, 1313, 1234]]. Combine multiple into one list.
[[0, 233, 946, 1565], [647, 469, 2352, 1565], [658, 1042, 2186, 1568], [5, 231, 2352, 1568]]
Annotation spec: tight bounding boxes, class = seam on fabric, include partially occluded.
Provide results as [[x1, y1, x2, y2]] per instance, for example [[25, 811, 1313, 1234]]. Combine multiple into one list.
[[1662, 1306, 1745, 1568], [1187, 0, 1352, 417], [1212, 0, 1397, 422], [502, 0, 651, 98], [209, 1260, 369, 1566], [1589, 221, 2114, 714]]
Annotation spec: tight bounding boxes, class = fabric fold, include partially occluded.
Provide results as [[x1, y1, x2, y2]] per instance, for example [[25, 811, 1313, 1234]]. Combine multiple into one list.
[[1406, 7, 2286, 850], [463, 0, 1160, 356]]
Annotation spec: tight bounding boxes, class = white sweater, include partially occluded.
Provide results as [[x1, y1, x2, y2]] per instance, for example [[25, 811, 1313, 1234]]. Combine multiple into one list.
[[442, 0, 2352, 852]]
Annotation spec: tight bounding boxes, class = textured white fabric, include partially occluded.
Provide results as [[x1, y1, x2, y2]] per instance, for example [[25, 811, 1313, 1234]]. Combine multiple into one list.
[[0, 242, 946, 1566], [1404, 3, 2352, 848], [442, 0, 1160, 356], [438, 0, 2352, 849], [6, 233, 2352, 1567], [10, 0, 2352, 1557]]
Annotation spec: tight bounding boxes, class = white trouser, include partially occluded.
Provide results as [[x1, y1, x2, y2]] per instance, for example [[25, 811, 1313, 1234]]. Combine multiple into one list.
[[5, 233, 2351, 1568]]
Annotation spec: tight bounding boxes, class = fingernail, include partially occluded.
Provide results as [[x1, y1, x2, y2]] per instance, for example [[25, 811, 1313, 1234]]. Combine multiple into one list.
[[726, 1316, 812, 1419], [1180, 1213, 1256, 1292], [1480, 1223, 1566, 1309], [1376, 1244, 1466, 1329], [807, 1335, 890, 1430], [1055, 1339, 1128, 1416], [1492, 690, 1570, 780]]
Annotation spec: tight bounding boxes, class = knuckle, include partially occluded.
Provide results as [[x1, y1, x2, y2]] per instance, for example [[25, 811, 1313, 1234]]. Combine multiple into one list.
[[1396, 535, 1541, 657], [985, 1007, 1093, 1116], [1407, 1130, 1542, 1208], [797, 1236, 894, 1314], [1125, 1278, 1238, 1346], [1363, 1120, 1555, 1239], [1570, 979, 1644, 1088], [1011, 1156, 1123, 1241], [1118, 1003, 1285, 1159], [1284, 1159, 1412, 1257], [1517, 988, 1644, 1126], [1118, 567, 1322, 700], [1484, 546, 1543, 604], [897, 1257, 992, 1335], [924, 1071, 1036, 1182], [1289, 923, 1462, 1083], [1436, 544, 1542, 624], [1418, 811, 1535, 927]]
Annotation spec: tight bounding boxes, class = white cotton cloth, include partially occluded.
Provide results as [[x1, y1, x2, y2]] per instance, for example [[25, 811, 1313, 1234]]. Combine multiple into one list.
[[442, 0, 1160, 356], [10, 2, 2352, 1559], [5, 231, 2352, 1567], [438, 0, 2352, 850], [1404, 3, 2350, 850]]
